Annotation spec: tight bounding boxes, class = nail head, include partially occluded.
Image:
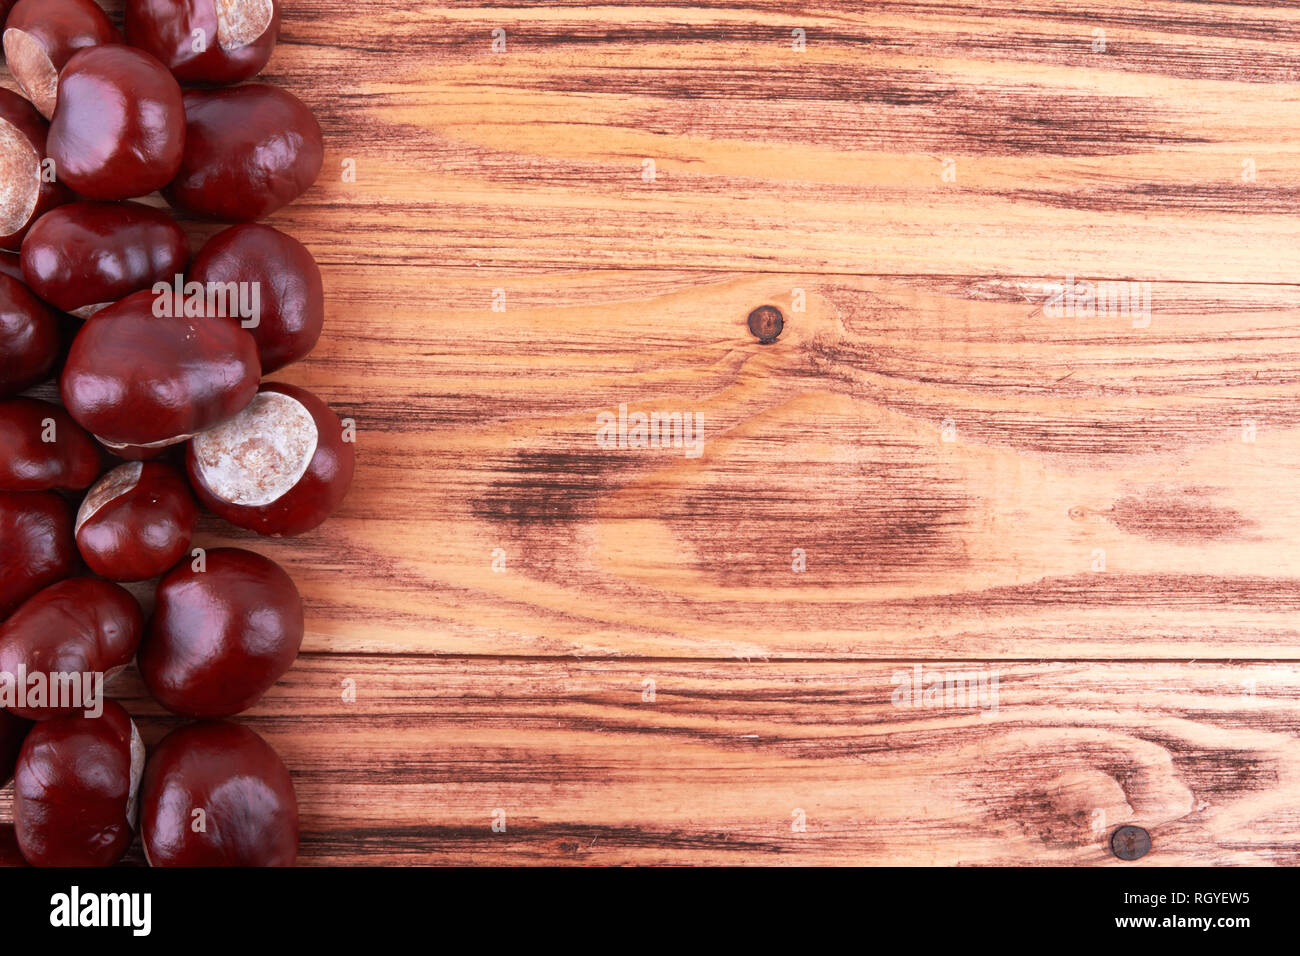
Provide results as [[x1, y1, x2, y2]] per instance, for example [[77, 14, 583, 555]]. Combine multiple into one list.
[[747, 305, 783, 344], [1110, 825, 1151, 861]]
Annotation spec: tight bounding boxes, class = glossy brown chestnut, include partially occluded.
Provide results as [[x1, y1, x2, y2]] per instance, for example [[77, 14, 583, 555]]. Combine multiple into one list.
[[13, 701, 143, 867], [0, 273, 58, 396], [0, 708, 29, 786], [0, 397, 100, 491], [140, 720, 297, 866], [0, 89, 67, 251], [140, 547, 303, 717], [0, 577, 142, 719], [20, 201, 188, 316], [126, 0, 280, 86], [3, 0, 120, 119], [189, 223, 324, 372], [0, 490, 75, 620], [62, 289, 261, 449], [164, 84, 322, 222], [187, 382, 354, 536], [76, 461, 198, 582], [48, 45, 185, 200]]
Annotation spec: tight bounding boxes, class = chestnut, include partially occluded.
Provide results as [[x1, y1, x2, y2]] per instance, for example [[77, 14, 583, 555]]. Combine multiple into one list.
[[126, 0, 280, 86], [164, 84, 322, 222], [190, 223, 324, 372], [76, 461, 198, 582], [0, 708, 29, 786], [187, 382, 354, 536], [47, 45, 185, 201], [0, 577, 142, 720], [62, 289, 261, 449], [0, 88, 68, 251], [0, 273, 58, 396], [20, 200, 188, 317], [140, 547, 303, 717], [12, 700, 143, 867], [140, 720, 297, 866], [0, 397, 101, 491], [0, 251, 21, 281], [0, 490, 75, 620], [3, 0, 120, 120]]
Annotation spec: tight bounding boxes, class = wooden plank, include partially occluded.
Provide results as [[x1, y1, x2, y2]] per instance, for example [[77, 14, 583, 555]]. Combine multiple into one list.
[[252, 0, 1300, 279], [2, 656, 1291, 866], [198, 268, 1300, 659], [3, 1, 1297, 868]]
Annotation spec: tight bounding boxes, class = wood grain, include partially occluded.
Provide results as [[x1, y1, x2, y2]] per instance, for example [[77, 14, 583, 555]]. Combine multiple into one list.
[[3, 657, 1294, 866], [269, 0, 1300, 280], [2, 1, 1299, 865], [253, 270, 1300, 660]]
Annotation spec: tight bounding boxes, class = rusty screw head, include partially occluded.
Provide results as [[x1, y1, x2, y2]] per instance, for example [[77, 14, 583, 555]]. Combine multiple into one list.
[[1110, 825, 1151, 861], [747, 305, 784, 344]]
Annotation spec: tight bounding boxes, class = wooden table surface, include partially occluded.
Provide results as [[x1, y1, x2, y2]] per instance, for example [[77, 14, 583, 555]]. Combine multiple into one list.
[[6, 0, 1300, 866]]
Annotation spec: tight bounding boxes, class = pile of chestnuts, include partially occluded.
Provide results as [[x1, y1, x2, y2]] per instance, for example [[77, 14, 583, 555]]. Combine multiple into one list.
[[0, 0, 352, 867]]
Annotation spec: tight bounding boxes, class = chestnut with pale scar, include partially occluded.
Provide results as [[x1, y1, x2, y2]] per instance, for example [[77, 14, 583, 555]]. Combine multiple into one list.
[[0, 88, 66, 250], [2, 0, 121, 120], [127, 0, 281, 86], [191, 390, 316, 506], [187, 382, 354, 536], [0, 120, 38, 239], [217, 0, 276, 49], [76, 461, 199, 582]]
